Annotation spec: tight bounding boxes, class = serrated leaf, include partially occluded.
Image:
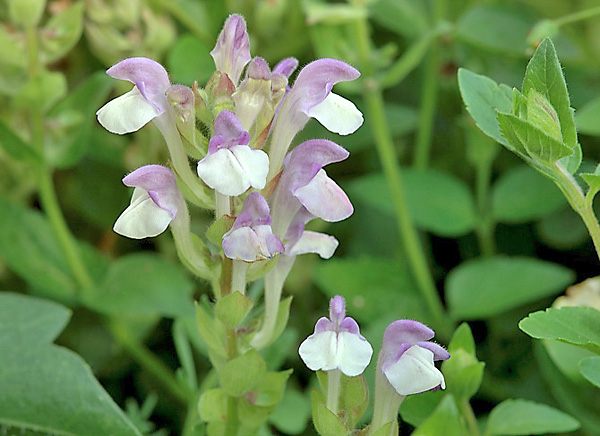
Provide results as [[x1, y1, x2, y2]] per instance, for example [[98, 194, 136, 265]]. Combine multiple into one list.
[[497, 112, 573, 166], [486, 399, 580, 435], [519, 307, 600, 353], [83, 253, 195, 317], [458, 68, 513, 147], [348, 168, 476, 237], [491, 164, 566, 223], [522, 38, 577, 151], [447, 256, 575, 320], [579, 356, 600, 388], [0, 292, 142, 436]]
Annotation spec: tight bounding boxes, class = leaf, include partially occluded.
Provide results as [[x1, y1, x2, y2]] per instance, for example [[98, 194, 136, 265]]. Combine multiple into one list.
[[486, 399, 580, 435], [83, 253, 195, 318], [575, 96, 600, 136], [0, 292, 142, 436], [491, 164, 566, 223], [497, 113, 573, 166], [368, 0, 427, 38], [219, 350, 267, 397], [348, 168, 476, 237], [458, 68, 513, 147], [411, 395, 463, 436], [579, 356, 600, 388], [46, 71, 114, 168], [522, 38, 577, 151], [167, 34, 216, 86], [0, 118, 42, 163], [447, 256, 575, 320], [519, 307, 600, 353], [399, 389, 444, 428], [269, 388, 311, 435], [580, 163, 600, 203], [314, 257, 425, 325], [39, 2, 85, 64], [14, 70, 67, 113], [455, 5, 532, 56], [536, 207, 589, 249]]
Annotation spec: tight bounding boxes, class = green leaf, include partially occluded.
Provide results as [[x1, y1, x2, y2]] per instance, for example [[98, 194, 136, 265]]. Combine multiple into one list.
[[447, 256, 575, 320], [214, 291, 254, 327], [46, 71, 114, 168], [579, 356, 600, 388], [195, 298, 227, 360], [0, 118, 42, 163], [83, 253, 195, 317], [519, 307, 600, 353], [314, 257, 424, 325], [522, 38, 577, 151], [167, 34, 215, 86], [39, 2, 84, 64], [486, 399, 580, 435], [536, 207, 589, 250], [412, 395, 463, 436], [526, 89, 563, 142], [458, 68, 513, 147], [219, 350, 267, 397], [368, 0, 427, 38], [0, 26, 26, 67], [348, 168, 476, 237], [14, 70, 67, 113], [0, 292, 142, 436], [497, 112, 573, 166], [311, 390, 348, 436], [580, 163, 600, 203], [400, 390, 444, 428], [455, 5, 531, 56], [575, 96, 600, 136], [269, 388, 311, 435], [198, 389, 228, 422], [491, 164, 566, 223]]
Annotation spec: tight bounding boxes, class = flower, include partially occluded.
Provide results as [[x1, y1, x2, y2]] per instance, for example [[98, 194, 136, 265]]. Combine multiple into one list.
[[379, 320, 450, 396], [211, 14, 252, 85], [113, 165, 184, 239], [96, 57, 171, 134], [270, 139, 354, 237], [299, 295, 373, 377], [222, 192, 284, 262], [196, 110, 269, 196], [268, 59, 364, 178]]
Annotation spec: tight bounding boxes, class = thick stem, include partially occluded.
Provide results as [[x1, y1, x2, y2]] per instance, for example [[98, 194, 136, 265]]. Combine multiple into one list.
[[554, 5, 600, 27]]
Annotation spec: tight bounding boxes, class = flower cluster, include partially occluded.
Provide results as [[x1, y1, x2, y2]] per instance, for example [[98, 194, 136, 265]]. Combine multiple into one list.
[[97, 14, 362, 343]]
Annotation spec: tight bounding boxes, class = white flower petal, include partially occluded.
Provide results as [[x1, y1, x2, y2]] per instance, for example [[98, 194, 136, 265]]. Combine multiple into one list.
[[230, 146, 269, 190], [113, 188, 173, 239], [298, 330, 337, 372], [383, 345, 446, 396], [308, 92, 363, 135], [287, 231, 339, 259], [96, 87, 160, 134], [197, 149, 249, 196], [294, 169, 353, 222], [336, 331, 373, 376]]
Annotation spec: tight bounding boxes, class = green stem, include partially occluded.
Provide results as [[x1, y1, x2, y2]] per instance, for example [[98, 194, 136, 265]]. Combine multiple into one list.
[[555, 163, 600, 260], [108, 320, 193, 405], [413, 48, 439, 169], [351, 3, 446, 329], [554, 5, 600, 27], [475, 160, 496, 257], [460, 400, 481, 436]]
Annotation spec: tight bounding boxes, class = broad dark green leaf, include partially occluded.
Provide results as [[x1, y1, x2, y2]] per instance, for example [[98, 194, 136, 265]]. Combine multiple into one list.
[[348, 168, 476, 237], [368, 0, 427, 38], [447, 256, 575, 319], [458, 68, 513, 147], [83, 253, 195, 317], [579, 356, 600, 388], [519, 307, 600, 353], [167, 34, 215, 86], [491, 164, 566, 223], [269, 388, 311, 435], [455, 5, 531, 56], [0, 292, 142, 436], [576, 96, 600, 136], [400, 390, 444, 428], [536, 207, 589, 249], [0, 118, 42, 163], [486, 399, 580, 435], [522, 38, 577, 150], [314, 257, 425, 325], [497, 113, 573, 165]]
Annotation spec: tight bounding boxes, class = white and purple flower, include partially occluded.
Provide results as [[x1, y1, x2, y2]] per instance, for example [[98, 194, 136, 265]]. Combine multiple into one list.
[[299, 296, 373, 377], [113, 165, 184, 239], [210, 14, 252, 85]]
